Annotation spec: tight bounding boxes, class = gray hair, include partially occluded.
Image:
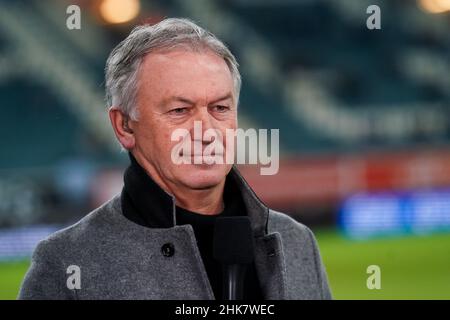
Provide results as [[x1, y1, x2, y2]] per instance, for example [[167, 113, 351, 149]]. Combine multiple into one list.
[[105, 18, 241, 120]]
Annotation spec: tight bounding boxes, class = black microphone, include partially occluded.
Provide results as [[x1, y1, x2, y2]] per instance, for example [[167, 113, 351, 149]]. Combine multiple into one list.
[[213, 216, 254, 300]]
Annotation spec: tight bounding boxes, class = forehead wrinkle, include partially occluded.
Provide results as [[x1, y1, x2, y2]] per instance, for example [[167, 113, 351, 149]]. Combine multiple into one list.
[[138, 50, 235, 108]]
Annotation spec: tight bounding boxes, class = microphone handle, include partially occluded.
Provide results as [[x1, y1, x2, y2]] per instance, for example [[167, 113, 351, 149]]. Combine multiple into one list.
[[224, 264, 247, 300]]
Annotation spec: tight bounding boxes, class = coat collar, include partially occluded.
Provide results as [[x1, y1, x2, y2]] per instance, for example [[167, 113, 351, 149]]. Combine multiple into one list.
[[121, 153, 269, 237], [121, 153, 176, 229]]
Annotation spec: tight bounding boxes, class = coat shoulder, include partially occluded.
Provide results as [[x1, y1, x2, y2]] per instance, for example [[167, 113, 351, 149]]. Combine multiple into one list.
[[267, 209, 333, 300], [28, 196, 120, 262], [267, 209, 319, 265], [267, 209, 311, 235], [18, 195, 122, 299], [50, 195, 119, 239]]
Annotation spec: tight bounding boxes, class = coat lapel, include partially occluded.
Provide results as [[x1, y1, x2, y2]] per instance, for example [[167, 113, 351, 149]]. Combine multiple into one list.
[[230, 167, 288, 299], [253, 232, 288, 299]]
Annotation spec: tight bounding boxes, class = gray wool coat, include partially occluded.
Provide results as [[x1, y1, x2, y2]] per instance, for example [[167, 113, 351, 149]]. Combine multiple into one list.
[[18, 169, 332, 300]]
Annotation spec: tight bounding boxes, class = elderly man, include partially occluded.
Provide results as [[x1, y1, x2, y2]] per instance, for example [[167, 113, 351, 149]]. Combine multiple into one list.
[[19, 18, 331, 300]]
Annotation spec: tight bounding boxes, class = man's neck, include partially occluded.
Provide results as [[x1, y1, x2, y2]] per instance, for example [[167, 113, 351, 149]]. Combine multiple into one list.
[[173, 183, 225, 215]]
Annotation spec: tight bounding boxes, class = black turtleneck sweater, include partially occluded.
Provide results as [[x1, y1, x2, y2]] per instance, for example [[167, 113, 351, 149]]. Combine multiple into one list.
[[121, 154, 263, 300]]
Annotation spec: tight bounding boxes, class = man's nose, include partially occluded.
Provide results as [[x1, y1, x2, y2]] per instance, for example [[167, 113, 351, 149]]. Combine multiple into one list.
[[190, 109, 216, 142]]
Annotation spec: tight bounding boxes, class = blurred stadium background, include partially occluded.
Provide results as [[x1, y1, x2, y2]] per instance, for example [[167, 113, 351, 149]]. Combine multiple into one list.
[[0, 0, 449, 299]]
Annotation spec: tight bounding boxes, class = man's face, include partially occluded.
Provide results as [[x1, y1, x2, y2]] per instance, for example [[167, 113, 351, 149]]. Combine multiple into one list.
[[131, 48, 237, 191]]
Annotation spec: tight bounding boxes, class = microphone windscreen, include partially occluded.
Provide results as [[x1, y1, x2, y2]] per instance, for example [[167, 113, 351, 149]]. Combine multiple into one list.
[[213, 216, 254, 264]]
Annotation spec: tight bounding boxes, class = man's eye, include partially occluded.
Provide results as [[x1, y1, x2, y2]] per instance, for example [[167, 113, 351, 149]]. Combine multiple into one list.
[[212, 105, 230, 112], [169, 107, 188, 115]]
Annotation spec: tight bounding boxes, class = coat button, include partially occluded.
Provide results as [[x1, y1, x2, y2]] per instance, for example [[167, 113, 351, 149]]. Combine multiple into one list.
[[161, 243, 175, 257]]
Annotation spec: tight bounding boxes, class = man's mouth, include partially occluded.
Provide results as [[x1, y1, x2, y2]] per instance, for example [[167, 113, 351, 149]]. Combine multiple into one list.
[[180, 151, 223, 157]]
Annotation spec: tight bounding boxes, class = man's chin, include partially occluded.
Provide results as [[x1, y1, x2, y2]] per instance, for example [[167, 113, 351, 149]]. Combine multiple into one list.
[[175, 164, 230, 190]]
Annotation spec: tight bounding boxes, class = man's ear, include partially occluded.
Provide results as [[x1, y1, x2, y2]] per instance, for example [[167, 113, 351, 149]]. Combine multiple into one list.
[[109, 107, 136, 150]]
